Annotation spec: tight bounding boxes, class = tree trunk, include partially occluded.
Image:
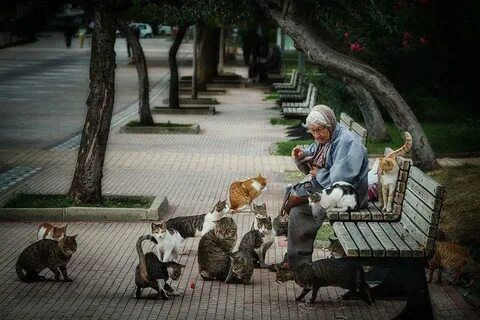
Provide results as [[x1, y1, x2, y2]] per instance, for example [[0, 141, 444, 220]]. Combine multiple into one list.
[[68, 3, 117, 204], [198, 24, 220, 91], [118, 21, 153, 125], [168, 25, 188, 109], [192, 24, 199, 99], [345, 80, 390, 142], [258, 0, 437, 169], [218, 26, 225, 75]]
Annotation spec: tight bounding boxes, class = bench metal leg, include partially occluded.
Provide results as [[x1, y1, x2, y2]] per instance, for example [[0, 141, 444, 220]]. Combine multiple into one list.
[[369, 268, 408, 299]]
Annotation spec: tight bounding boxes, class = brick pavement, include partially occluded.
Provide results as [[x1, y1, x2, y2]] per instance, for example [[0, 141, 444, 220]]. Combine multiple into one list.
[[0, 69, 477, 319]]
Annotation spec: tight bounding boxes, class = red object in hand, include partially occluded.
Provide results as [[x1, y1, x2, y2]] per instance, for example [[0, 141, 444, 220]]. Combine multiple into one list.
[[190, 281, 196, 289]]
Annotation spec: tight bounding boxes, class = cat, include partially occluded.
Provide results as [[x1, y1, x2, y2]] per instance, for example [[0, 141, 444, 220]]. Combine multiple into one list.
[[229, 174, 267, 212], [308, 181, 358, 214], [225, 230, 264, 284], [378, 132, 412, 212], [16, 235, 77, 282], [150, 222, 184, 262], [250, 202, 267, 230], [135, 235, 185, 299], [273, 213, 288, 237], [274, 258, 374, 305], [428, 241, 480, 286], [326, 237, 346, 258], [251, 214, 275, 268], [165, 200, 229, 238], [37, 223, 67, 241], [198, 217, 237, 281]]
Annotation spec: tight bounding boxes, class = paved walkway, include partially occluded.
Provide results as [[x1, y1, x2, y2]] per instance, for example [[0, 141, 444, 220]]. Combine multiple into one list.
[[0, 67, 477, 319]]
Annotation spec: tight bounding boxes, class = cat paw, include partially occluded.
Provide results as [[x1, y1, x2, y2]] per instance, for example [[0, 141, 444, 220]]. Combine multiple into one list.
[[159, 291, 169, 300]]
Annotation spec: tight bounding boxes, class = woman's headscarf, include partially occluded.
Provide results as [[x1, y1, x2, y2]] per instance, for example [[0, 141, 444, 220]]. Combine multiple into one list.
[[304, 105, 337, 169]]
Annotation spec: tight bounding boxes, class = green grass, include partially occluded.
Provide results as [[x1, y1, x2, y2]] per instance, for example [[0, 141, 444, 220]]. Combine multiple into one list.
[[270, 118, 301, 126], [126, 120, 190, 127], [314, 224, 334, 248], [2, 194, 153, 208], [276, 139, 314, 156], [264, 94, 279, 100]]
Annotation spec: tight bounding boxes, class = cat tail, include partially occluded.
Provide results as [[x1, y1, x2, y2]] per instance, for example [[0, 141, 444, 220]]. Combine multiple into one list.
[[136, 235, 158, 284], [386, 132, 412, 159], [16, 261, 27, 282]]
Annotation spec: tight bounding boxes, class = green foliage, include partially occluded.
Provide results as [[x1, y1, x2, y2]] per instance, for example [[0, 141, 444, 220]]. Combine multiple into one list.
[[3, 194, 153, 208], [270, 118, 301, 126]]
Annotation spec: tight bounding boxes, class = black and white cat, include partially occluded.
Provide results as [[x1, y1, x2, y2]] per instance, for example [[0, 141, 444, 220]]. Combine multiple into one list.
[[151, 222, 184, 262], [250, 203, 275, 268], [308, 181, 358, 214]]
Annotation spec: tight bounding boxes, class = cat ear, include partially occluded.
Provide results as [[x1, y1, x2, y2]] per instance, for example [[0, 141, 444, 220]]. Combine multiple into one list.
[[63, 225, 68, 231], [71, 234, 78, 239], [177, 263, 186, 268], [261, 203, 266, 209], [328, 236, 337, 242]]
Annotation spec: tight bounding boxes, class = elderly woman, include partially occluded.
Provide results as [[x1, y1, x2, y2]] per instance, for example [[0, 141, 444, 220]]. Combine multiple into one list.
[[286, 105, 369, 267]]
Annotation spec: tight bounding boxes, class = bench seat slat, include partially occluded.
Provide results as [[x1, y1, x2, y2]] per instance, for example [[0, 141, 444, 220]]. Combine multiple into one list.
[[390, 223, 425, 258], [344, 222, 371, 257], [369, 202, 384, 220], [357, 222, 384, 257], [332, 223, 359, 257], [379, 223, 413, 257], [367, 222, 398, 257]]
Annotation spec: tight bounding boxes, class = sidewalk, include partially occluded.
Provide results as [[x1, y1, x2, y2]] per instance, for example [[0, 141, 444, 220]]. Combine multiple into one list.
[[0, 68, 477, 319]]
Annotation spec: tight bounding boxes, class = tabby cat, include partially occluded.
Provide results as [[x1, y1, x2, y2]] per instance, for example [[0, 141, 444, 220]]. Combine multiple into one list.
[[135, 235, 185, 299], [225, 230, 264, 284], [229, 174, 267, 212], [16, 235, 77, 282], [273, 213, 288, 237], [151, 222, 184, 262], [165, 200, 229, 238], [37, 222, 67, 241], [428, 241, 480, 286], [251, 215, 275, 268], [198, 217, 237, 281], [378, 132, 412, 212], [274, 258, 374, 305], [326, 237, 346, 258]]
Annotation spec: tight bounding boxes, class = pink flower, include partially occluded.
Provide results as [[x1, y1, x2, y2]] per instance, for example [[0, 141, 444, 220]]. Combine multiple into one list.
[[403, 32, 412, 40], [350, 43, 363, 52], [420, 36, 429, 45], [344, 32, 349, 38]]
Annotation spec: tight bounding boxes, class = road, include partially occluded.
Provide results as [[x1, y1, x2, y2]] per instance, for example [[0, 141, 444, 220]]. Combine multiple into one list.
[[0, 32, 189, 150]]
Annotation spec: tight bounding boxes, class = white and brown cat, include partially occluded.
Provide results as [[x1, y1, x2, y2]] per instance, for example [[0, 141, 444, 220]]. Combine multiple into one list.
[[37, 223, 67, 241], [378, 132, 412, 212], [229, 174, 267, 212]]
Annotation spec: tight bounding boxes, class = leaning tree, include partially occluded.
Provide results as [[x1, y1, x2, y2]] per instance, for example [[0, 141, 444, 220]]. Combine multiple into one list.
[[256, 0, 438, 169]]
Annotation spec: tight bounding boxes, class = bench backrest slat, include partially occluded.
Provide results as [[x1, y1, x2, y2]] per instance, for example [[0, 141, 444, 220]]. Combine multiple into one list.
[[351, 122, 368, 145], [309, 87, 317, 109], [289, 70, 297, 85], [340, 112, 354, 129], [400, 165, 444, 257]]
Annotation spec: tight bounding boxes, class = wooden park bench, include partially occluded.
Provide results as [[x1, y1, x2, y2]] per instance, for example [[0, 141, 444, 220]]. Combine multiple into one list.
[[329, 113, 411, 223], [278, 78, 308, 101], [276, 73, 305, 95], [282, 86, 317, 119], [272, 69, 298, 91], [332, 165, 444, 319], [282, 83, 313, 107], [268, 65, 286, 82]]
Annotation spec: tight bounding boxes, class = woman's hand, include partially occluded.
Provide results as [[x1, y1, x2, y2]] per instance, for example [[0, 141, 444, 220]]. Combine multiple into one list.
[[291, 146, 303, 159], [310, 168, 318, 177]]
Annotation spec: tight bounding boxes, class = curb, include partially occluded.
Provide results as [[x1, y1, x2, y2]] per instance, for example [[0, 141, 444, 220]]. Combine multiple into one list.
[[152, 106, 216, 115], [118, 124, 200, 134], [163, 97, 218, 105], [0, 195, 168, 221]]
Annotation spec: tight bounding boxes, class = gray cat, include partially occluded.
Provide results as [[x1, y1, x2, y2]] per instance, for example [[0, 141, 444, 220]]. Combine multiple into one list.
[[135, 235, 185, 299], [273, 213, 288, 237], [251, 213, 275, 268], [165, 200, 229, 238], [225, 230, 264, 284], [198, 217, 237, 281], [274, 258, 374, 305], [16, 235, 78, 282]]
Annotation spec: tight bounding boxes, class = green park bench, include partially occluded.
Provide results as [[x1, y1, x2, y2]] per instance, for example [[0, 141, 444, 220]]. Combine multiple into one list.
[[272, 69, 298, 91], [282, 86, 317, 119]]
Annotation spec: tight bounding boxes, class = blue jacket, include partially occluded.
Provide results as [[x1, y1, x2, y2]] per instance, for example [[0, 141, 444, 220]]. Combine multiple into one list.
[[297, 123, 369, 208]]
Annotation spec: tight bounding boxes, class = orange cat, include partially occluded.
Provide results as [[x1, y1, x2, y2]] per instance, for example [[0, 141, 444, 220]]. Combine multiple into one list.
[[37, 222, 67, 241], [229, 174, 267, 212], [378, 132, 412, 212], [428, 241, 479, 285]]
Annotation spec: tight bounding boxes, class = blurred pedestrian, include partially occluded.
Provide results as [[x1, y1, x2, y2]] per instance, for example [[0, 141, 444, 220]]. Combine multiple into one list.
[[64, 20, 75, 48], [78, 26, 86, 48]]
